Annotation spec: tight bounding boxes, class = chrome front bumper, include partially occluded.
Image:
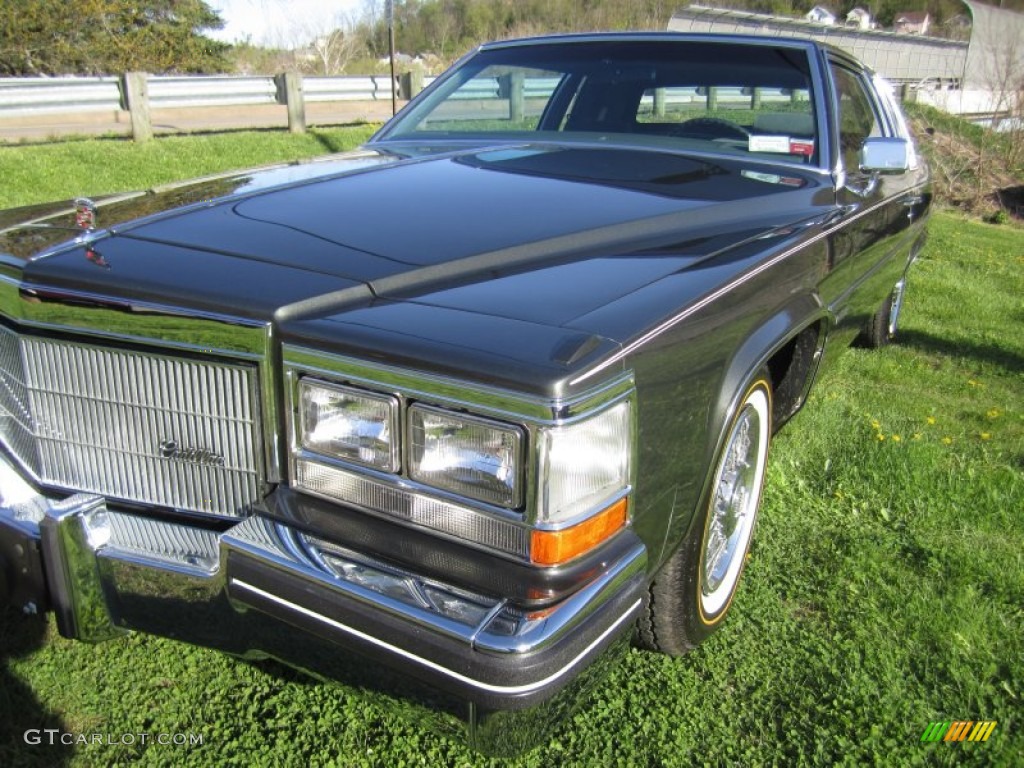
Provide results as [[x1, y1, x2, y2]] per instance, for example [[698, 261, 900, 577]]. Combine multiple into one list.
[[0, 452, 646, 755]]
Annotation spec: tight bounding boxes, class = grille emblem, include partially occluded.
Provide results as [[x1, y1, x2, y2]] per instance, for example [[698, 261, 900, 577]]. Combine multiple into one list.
[[159, 439, 225, 467]]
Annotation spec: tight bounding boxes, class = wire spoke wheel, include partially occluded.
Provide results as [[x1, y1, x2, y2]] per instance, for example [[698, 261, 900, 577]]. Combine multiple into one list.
[[887, 279, 906, 338], [699, 381, 770, 622], [637, 374, 772, 656]]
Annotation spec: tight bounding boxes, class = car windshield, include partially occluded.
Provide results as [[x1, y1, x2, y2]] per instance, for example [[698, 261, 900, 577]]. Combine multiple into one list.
[[378, 39, 819, 165]]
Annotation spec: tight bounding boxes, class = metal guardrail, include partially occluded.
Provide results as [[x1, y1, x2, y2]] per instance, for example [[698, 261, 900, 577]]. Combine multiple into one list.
[[0, 74, 399, 118], [1, 74, 742, 117], [0, 68, 1002, 141], [305, 76, 394, 102], [0, 70, 980, 121], [0, 76, 122, 116], [424, 76, 803, 107], [437, 77, 561, 100], [147, 76, 278, 108]]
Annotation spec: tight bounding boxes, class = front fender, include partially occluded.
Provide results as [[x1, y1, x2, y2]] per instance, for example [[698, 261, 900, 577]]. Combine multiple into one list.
[[656, 292, 831, 565]]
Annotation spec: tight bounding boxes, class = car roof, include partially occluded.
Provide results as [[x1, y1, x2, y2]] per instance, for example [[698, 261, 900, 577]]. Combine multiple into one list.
[[478, 32, 823, 55], [476, 32, 870, 78]]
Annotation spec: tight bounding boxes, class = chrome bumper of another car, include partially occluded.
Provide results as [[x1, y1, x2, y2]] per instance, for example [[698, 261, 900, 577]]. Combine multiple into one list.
[[0, 450, 646, 755]]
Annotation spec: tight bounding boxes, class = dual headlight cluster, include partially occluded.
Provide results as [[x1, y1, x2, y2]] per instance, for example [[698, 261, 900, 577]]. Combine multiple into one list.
[[294, 377, 632, 565], [300, 379, 522, 508]]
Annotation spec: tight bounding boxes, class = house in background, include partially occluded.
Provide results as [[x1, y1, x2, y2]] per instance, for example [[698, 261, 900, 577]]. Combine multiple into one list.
[[805, 6, 837, 25], [845, 7, 872, 30], [893, 11, 931, 34]]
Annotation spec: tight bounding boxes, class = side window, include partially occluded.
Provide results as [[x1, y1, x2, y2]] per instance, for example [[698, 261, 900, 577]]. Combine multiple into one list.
[[873, 74, 913, 140], [830, 65, 885, 173]]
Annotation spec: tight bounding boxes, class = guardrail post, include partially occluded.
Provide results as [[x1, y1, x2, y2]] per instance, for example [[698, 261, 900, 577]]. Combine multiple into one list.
[[498, 72, 525, 122], [120, 72, 152, 142], [399, 70, 424, 100], [509, 71, 524, 122], [275, 72, 306, 133], [653, 88, 666, 117]]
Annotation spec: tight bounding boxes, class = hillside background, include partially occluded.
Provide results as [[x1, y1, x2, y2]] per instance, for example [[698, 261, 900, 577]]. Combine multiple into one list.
[[260, 0, 1022, 76], [3, 0, 1021, 77]]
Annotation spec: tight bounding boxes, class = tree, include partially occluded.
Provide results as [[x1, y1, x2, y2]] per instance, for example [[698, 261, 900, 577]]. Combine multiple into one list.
[[0, 0, 230, 75], [309, 28, 363, 75]]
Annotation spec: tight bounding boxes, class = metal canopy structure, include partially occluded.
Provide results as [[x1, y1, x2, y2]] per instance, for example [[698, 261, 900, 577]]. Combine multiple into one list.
[[668, 5, 969, 86], [961, 1, 1024, 90]]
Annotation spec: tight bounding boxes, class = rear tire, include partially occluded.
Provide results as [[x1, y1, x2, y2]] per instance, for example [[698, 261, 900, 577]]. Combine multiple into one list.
[[859, 280, 906, 348], [637, 374, 773, 655]]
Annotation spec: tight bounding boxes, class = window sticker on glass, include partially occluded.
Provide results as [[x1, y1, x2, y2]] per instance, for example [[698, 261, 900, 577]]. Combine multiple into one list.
[[748, 135, 791, 153], [788, 139, 815, 157], [748, 135, 815, 157]]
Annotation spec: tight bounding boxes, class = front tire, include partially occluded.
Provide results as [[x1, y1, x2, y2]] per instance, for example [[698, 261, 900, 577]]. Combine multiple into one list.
[[637, 375, 773, 655]]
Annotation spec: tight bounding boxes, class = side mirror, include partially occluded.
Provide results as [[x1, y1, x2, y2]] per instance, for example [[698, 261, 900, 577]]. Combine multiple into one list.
[[859, 137, 912, 174]]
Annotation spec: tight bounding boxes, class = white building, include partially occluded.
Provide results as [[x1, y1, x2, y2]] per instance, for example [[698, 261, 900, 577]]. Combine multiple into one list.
[[805, 6, 837, 25], [846, 8, 872, 30]]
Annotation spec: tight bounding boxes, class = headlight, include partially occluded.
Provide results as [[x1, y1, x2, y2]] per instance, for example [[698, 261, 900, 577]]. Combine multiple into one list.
[[408, 405, 523, 508], [298, 379, 399, 471], [288, 350, 635, 566], [536, 400, 631, 526]]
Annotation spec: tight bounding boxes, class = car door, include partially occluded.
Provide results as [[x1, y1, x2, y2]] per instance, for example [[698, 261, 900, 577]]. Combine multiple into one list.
[[821, 59, 918, 337]]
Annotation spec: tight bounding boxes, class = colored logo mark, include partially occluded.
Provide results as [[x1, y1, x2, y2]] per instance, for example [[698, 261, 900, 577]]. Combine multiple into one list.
[[921, 721, 997, 743]]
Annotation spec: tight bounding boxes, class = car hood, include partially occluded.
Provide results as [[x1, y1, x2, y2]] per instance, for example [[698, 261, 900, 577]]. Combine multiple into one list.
[[8, 143, 829, 334]]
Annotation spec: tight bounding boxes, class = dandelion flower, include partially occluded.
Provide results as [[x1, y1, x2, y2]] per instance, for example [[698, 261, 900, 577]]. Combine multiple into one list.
[[987, 409, 1001, 419], [942, 436, 953, 445], [980, 432, 991, 440], [926, 416, 936, 425], [892, 435, 902, 442]]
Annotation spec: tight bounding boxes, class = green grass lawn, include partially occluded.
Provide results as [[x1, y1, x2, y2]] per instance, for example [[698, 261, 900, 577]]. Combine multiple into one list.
[[0, 131, 1022, 766], [0, 126, 378, 210]]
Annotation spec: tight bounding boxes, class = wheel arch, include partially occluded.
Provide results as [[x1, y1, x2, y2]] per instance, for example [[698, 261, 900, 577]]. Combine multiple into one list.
[[657, 295, 830, 567], [713, 297, 830, 444], [636, 297, 834, 654]]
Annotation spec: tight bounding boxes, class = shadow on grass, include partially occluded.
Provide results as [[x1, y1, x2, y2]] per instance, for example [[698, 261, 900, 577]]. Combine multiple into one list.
[[0, 608, 72, 767], [308, 126, 376, 154], [898, 328, 1024, 374], [997, 185, 1024, 219]]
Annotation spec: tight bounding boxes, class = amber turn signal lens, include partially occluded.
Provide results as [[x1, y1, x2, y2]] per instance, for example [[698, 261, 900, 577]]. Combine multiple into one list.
[[530, 498, 628, 566]]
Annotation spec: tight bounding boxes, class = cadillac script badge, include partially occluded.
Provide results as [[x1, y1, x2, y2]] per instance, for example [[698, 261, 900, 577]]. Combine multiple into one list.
[[159, 439, 225, 467]]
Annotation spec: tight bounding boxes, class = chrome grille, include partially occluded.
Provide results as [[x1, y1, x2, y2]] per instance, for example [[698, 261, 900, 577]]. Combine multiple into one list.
[[0, 325, 38, 469], [0, 325, 261, 518]]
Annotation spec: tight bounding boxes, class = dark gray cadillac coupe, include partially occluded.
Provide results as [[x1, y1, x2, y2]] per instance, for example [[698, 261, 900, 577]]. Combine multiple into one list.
[[0, 34, 928, 753]]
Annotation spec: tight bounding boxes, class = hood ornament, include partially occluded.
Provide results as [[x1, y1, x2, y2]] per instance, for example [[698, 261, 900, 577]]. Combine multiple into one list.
[[75, 198, 109, 267], [74, 198, 97, 230]]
